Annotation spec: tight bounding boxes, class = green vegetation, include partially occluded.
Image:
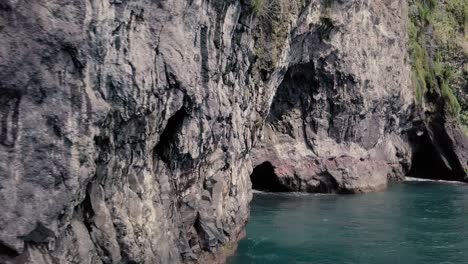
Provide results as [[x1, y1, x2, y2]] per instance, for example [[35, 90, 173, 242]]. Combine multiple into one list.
[[251, 0, 308, 79], [251, 0, 338, 80], [445, 0, 468, 27], [252, 0, 290, 77], [251, 0, 265, 16], [408, 0, 467, 121]]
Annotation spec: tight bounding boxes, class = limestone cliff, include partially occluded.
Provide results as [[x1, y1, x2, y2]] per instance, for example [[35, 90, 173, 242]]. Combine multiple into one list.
[[0, 0, 466, 264]]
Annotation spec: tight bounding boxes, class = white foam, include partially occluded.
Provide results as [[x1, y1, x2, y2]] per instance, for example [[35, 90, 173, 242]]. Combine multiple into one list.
[[404, 177, 466, 184], [251, 190, 334, 196]]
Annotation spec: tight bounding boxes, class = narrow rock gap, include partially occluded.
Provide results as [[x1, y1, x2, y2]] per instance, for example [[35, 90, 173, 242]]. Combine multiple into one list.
[[250, 162, 290, 192], [81, 186, 95, 233]]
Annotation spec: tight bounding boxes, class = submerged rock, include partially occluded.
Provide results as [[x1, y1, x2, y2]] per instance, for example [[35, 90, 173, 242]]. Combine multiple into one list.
[[0, 0, 466, 263]]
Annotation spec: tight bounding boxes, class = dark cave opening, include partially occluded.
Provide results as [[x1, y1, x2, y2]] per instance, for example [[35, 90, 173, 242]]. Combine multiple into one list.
[[314, 172, 340, 193], [410, 132, 456, 181], [250, 162, 290, 192], [155, 107, 188, 164]]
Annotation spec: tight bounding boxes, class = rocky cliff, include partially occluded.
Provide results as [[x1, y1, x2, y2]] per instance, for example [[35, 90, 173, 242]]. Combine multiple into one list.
[[407, 0, 468, 182], [0, 0, 466, 263], [251, 0, 414, 193]]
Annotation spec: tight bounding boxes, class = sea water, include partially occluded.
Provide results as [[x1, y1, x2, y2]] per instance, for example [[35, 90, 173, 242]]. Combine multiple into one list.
[[229, 179, 468, 264]]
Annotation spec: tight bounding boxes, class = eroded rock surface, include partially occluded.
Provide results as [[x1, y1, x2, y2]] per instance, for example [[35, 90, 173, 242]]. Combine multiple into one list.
[[251, 0, 414, 193], [1, 1, 255, 263], [0, 0, 466, 264]]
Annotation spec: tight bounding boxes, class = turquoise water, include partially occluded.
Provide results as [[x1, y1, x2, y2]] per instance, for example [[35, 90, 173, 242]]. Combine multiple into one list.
[[229, 180, 468, 264]]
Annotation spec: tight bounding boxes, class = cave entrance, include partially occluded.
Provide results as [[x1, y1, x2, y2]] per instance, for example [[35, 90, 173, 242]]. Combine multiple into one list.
[[250, 162, 290, 192], [410, 132, 456, 181], [314, 172, 340, 193]]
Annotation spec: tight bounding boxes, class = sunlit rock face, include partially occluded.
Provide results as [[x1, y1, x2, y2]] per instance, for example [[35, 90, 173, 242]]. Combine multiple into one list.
[[0, 0, 465, 263], [252, 1, 414, 194], [0, 1, 255, 263]]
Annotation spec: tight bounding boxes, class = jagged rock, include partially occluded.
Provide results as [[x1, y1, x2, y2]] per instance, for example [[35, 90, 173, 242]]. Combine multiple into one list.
[[0, 0, 466, 264], [251, 0, 415, 193]]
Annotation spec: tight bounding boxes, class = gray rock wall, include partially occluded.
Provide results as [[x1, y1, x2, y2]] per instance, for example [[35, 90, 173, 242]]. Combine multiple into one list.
[[252, 0, 415, 193], [0, 0, 465, 264], [0, 1, 256, 263]]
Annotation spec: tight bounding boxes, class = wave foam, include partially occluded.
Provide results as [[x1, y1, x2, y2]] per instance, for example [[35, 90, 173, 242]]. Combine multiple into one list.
[[252, 190, 333, 196], [404, 177, 465, 184]]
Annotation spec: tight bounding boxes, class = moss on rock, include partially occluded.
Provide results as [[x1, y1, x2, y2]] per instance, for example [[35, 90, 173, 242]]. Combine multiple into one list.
[[408, 0, 467, 122]]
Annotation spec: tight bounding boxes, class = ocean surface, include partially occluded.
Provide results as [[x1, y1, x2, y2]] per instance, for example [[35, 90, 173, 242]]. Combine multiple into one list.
[[229, 179, 468, 264]]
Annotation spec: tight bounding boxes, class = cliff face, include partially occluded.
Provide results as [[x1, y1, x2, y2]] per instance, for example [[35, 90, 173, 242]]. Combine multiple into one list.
[[1, 1, 254, 263], [407, 0, 468, 182], [0, 1, 466, 264], [251, 0, 414, 193]]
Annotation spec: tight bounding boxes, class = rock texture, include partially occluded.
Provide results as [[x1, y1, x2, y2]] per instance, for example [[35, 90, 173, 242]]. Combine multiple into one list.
[[407, 0, 468, 182], [0, 1, 255, 262], [251, 0, 415, 193], [0, 0, 466, 264]]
